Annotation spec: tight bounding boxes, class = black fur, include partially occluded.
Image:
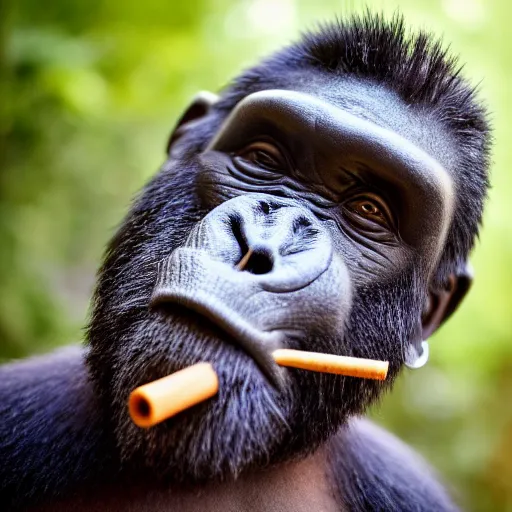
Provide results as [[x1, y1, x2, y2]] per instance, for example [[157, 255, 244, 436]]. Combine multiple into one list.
[[328, 418, 459, 511], [0, 347, 117, 509]]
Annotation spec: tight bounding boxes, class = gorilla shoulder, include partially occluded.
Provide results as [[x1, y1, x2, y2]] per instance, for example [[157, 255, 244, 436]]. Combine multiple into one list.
[[329, 418, 459, 512]]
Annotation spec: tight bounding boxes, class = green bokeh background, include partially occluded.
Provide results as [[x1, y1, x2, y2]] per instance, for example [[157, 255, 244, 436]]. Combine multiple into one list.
[[1, 0, 511, 510]]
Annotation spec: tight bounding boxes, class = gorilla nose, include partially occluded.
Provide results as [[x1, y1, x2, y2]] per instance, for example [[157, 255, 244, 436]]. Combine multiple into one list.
[[191, 194, 333, 293], [151, 194, 348, 386]]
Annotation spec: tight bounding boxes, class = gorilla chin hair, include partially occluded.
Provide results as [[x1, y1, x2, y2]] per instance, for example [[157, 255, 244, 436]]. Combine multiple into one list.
[[112, 314, 298, 482], [95, 266, 418, 483]]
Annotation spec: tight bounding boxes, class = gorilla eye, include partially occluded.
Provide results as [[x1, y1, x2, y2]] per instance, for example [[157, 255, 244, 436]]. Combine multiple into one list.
[[345, 195, 393, 228], [238, 142, 285, 171], [358, 201, 380, 216]]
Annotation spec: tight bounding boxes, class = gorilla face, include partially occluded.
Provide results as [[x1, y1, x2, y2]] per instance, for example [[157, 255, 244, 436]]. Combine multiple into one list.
[[86, 81, 459, 482]]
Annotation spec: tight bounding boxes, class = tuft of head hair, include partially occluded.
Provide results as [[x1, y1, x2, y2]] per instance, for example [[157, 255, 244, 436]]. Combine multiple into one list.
[[216, 12, 491, 285]]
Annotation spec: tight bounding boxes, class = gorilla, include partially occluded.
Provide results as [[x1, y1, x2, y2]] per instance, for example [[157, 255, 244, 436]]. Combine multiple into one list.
[[0, 13, 490, 512]]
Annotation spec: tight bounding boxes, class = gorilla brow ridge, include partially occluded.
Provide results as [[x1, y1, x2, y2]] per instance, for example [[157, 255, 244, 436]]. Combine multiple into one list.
[[215, 11, 491, 285]]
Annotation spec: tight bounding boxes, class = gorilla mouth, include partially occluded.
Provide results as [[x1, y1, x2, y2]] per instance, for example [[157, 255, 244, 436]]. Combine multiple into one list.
[[150, 287, 286, 388]]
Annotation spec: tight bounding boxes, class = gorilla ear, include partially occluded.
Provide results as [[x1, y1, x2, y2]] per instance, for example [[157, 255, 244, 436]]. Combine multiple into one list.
[[166, 91, 219, 154], [421, 261, 474, 339]]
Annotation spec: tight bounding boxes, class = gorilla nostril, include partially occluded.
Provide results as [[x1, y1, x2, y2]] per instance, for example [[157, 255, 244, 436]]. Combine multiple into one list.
[[237, 247, 274, 275], [293, 216, 313, 234], [260, 202, 271, 214], [245, 250, 274, 274]]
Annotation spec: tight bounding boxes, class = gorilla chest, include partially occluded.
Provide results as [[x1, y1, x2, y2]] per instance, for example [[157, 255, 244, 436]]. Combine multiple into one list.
[[157, 456, 340, 512], [36, 452, 341, 512]]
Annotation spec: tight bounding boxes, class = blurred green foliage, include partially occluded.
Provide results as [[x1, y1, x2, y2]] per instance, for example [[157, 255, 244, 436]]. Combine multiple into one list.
[[1, 0, 511, 510]]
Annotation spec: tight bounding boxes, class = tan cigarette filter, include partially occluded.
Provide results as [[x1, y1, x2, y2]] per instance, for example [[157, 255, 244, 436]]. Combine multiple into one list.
[[272, 349, 389, 380], [129, 362, 219, 428]]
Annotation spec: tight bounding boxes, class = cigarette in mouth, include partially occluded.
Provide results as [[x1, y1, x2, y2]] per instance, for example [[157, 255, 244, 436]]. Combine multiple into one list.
[[129, 350, 389, 428], [272, 349, 388, 380]]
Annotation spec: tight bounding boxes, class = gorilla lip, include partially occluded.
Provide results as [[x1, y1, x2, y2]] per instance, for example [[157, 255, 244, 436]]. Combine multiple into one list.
[[150, 287, 286, 388], [129, 351, 389, 428]]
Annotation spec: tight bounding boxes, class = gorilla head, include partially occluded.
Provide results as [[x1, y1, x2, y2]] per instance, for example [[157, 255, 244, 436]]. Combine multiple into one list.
[[86, 14, 490, 483]]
